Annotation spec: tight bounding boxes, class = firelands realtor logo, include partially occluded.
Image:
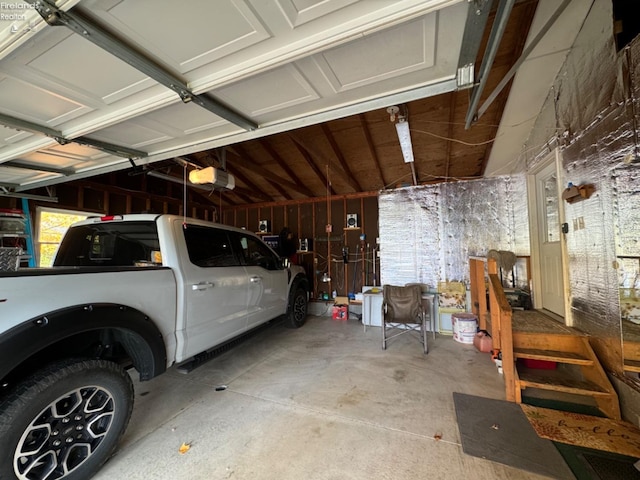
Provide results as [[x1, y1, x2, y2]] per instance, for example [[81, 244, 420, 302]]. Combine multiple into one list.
[[1, 1, 37, 33]]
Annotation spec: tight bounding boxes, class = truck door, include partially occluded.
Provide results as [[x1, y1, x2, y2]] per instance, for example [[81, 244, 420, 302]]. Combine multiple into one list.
[[177, 223, 249, 358], [233, 232, 289, 329]]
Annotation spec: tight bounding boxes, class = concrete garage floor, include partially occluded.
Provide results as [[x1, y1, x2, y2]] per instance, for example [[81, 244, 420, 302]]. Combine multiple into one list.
[[94, 315, 552, 480]]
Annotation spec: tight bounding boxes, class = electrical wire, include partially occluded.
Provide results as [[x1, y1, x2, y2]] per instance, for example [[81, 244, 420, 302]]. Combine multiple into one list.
[[411, 128, 496, 146]]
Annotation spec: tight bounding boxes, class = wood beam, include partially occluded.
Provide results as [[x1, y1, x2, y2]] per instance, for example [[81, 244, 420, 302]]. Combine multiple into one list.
[[259, 139, 313, 197], [319, 125, 363, 192], [226, 149, 316, 197], [358, 114, 386, 188], [290, 132, 359, 193], [232, 145, 291, 201], [290, 138, 335, 195]]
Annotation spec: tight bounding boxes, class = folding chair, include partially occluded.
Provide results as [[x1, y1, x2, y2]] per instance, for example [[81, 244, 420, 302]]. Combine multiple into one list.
[[381, 284, 428, 354]]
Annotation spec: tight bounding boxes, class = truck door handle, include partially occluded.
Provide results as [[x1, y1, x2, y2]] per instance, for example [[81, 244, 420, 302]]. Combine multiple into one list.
[[250, 276, 262, 283], [192, 281, 214, 291]]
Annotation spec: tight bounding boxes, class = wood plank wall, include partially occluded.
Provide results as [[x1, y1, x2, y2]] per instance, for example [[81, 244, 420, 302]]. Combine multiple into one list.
[[223, 193, 379, 300]]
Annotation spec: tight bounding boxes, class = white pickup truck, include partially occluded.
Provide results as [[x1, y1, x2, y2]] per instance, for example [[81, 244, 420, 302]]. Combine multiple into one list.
[[0, 214, 309, 480]]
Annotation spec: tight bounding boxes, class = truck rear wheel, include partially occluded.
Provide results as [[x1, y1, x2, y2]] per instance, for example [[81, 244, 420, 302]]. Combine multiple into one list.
[[0, 359, 134, 480], [284, 284, 308, 328]]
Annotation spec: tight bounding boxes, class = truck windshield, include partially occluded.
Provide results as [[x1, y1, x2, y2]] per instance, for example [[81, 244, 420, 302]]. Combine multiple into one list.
[[54, 221, 160, 267]]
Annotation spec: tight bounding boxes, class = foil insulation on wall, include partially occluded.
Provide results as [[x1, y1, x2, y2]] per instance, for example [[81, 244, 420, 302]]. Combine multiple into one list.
[[521, 0, 640, 364], [525, 0, 619, 171], [378, 175, 530, 289]]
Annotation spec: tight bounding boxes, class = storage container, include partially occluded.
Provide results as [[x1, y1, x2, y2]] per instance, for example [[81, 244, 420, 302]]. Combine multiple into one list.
[[473, 331, 492, 353], [452, 313, 478, 344], [332, 305, 348, 321]]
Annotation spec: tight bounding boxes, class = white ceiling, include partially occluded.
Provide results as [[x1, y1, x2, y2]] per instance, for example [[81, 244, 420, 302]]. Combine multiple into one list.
[[0, 0, 468, 192]]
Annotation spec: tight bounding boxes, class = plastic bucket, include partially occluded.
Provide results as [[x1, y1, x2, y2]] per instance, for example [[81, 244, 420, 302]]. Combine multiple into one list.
[[452, 313, 478, 344]]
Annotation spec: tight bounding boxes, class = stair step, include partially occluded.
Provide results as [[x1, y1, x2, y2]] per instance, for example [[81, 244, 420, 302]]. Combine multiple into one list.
[[623, 359, 640, 373], [514, 347, 594, 366], [518, 370, 610, 397]]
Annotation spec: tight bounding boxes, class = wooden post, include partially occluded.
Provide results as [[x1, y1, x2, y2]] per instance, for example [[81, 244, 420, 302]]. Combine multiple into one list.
[[489, 273, 515, 403], [469, 258, 488, 330]]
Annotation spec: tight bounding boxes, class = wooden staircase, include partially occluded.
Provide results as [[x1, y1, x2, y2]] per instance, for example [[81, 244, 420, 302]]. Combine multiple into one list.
[[469, 257, 621, 420], [512, 327, 621, 420]]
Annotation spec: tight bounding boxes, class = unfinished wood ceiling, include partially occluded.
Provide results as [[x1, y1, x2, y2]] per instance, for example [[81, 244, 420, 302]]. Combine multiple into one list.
[[0, 0, 589, 208]]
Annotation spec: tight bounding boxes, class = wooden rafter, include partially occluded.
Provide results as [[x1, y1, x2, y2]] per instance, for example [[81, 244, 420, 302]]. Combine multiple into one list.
[[290, 132, 358, 192], [358, 114, 385, 188], [320, 124, 363, 192], [222, 151, 273, 201], [259, 139, 314, 197], [226, 189, 255, 205], [227, 149, 314, 197], [290, 137, 336, 195]]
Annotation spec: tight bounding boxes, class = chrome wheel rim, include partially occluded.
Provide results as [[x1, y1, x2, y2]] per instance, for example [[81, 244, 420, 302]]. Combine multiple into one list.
[[14, 386, 115, 480]]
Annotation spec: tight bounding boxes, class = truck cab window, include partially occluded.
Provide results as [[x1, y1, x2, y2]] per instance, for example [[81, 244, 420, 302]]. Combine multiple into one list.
[[236, 234, 280, 270], [54, 222, 158, 267], [183, 225, 239, 267]]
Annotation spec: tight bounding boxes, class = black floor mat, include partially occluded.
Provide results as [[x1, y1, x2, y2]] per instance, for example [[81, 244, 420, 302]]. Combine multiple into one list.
[[453, 392, 575, 479]]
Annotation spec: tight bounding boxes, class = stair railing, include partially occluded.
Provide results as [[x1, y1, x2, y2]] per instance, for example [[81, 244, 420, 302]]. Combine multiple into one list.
[[469, 256, 516, 402]]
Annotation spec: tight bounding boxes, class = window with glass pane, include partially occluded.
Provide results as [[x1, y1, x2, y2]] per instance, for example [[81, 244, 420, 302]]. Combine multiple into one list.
[[183, 225, 238, 267], [37, 208, 90, 267], [543, 174, 560, 242], [237, 234, 279, 270]]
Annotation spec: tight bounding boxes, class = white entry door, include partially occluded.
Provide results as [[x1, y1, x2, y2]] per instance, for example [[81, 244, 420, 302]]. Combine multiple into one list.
[[535, 162, 566, 316]]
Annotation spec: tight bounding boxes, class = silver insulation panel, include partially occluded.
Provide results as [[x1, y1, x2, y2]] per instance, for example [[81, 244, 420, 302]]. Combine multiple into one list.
[[522, 0, 640, 372], [379, 175, 530, 289]]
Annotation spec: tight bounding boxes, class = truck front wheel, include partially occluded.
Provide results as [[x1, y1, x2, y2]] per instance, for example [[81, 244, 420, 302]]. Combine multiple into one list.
[[0, 359, 134, 480], [284, 284, 308, 328]]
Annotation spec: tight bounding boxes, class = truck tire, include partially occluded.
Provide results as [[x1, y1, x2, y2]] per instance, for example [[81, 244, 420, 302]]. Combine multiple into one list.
[[0, 359, 134, 480], [284, 283, 308, 328]]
